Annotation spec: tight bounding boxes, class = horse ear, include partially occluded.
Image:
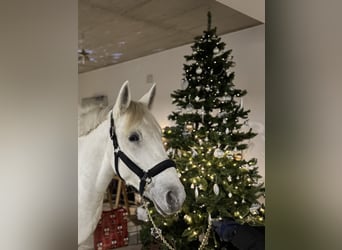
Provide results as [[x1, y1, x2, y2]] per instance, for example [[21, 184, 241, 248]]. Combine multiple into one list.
[[139, 83, 156, 109], [114, 81, 131, 115]]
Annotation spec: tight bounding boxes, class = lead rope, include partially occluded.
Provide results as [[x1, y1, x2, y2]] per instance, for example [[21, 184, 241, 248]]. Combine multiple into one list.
[[142, 199, 212, 250]]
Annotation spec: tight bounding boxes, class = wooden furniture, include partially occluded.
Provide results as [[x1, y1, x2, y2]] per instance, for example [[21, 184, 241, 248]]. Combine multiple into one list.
[[107, 175, 130, 215]]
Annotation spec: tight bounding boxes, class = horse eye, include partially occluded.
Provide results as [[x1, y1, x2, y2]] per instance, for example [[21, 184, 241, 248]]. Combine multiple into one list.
[[128, 132, 140, 142]]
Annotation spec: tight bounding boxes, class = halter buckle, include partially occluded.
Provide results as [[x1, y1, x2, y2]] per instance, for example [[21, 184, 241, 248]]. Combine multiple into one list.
[[142, 173, 152, 185]]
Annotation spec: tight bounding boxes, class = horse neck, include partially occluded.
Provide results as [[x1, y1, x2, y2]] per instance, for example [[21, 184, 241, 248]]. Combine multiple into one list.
[[79, 118, 114, 197]]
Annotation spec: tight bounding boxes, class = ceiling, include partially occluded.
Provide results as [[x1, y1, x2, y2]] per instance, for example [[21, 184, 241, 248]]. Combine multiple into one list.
[[78, 0, 261, 73]]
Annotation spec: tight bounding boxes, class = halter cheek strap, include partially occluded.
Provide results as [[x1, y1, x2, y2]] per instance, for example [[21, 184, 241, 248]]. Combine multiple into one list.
[[110, 112, 176, 195]]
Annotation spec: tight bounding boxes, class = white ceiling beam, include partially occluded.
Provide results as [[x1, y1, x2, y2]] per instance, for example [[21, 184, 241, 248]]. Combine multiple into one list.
[[216, 0, 265, 23]]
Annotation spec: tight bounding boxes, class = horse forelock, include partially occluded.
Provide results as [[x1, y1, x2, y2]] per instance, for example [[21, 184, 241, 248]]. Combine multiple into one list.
[[125, 101, 161, 133]]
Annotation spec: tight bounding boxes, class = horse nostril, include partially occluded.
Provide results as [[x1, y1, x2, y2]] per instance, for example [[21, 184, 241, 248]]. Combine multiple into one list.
[[166, 190, 179, 211]]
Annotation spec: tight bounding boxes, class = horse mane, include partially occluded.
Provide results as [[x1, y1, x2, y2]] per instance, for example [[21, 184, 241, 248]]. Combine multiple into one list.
[[78, 101, 158, 137], [78, 104, 112, 137]]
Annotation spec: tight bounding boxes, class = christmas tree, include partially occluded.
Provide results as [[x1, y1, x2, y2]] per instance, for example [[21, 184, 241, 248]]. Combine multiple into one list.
[[140, 12, 265, 250]]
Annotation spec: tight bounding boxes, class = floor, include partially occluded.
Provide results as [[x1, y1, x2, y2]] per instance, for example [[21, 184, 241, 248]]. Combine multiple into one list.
[[117, 245, 142, 250]]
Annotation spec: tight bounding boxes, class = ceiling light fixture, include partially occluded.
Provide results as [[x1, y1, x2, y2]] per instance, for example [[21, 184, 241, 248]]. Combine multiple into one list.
[[78, 49, 94, 64]]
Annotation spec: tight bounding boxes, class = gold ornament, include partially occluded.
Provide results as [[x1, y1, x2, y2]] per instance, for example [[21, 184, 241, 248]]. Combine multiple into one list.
[[185, 123, 194, 132], [233, 153, 243, 161], [184, 214, 192, 224]]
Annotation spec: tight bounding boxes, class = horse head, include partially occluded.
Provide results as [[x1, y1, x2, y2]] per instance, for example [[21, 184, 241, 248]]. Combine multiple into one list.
[[110, 81, 186, 216]]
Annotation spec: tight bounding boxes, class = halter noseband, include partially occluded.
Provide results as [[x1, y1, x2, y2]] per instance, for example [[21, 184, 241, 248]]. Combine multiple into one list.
[[109, 112, 176, 195]]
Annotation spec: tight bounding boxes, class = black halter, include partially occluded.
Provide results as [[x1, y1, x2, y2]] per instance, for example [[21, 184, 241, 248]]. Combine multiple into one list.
[[109, 112, 176, 195]]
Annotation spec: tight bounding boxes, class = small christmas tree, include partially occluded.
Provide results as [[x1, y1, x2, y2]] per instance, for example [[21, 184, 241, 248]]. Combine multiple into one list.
[[141, 12, 265, 250]]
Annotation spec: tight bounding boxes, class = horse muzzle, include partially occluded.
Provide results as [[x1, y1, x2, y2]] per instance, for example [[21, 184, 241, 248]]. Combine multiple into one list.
[[149, 183, 186, 216]]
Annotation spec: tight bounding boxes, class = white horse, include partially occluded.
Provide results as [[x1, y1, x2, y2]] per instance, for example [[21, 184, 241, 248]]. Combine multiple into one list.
[[78, 81, 186, 247]]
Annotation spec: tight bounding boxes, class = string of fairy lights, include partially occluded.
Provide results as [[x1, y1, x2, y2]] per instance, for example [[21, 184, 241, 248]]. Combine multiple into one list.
[[161, 125, 265, 229]]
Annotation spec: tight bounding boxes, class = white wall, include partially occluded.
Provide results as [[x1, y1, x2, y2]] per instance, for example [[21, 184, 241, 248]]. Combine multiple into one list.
[[79, 24, 265, 181]]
